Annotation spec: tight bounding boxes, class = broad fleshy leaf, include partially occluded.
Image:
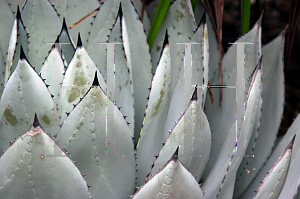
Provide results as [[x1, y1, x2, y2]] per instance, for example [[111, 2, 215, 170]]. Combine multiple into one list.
[[202, 60, 263, 199], [56, 78, 135, 199], [234, 27, 286, 198], [132, 149, 204, 199], [21, 0, 61, 72], [59, 37, 106, 122], [150, 0, 196, 92], [253, 135, 295, 199], [40, 46, 65, 107], [131, 0, 151, 35], [5, 0, 26, 14], [4, 7, 28, 88], [108, 9, 134, 136], [0, 117, 91, 199], [0, 53, 60, 156], [86, 0, 120, 78], [121, 0, 152, 146], [136, 40, 172, 186], [202, 15, 262, 182], [149, 89, 211, 183], [49, 0, 100, 47]]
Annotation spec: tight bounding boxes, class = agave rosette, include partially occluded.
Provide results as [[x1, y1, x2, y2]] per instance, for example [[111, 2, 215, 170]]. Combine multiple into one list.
[[0, 0, 298, 199]]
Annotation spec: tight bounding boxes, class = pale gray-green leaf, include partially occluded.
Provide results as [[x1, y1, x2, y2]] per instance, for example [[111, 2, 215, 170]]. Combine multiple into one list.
[[0, 124, 91, 199], [121, 0, 152, 145], [202, 16, 262, 182], [150, 0, 196, 93], [40, 47, 65, 106], [5, 0, 26, 13], [132, 154, 204, 199], [0, 58, 60, 156], [253, 136, 294, 199], [234, 28, 286, 198], [202, 64, 263, 199], [86, 0, 120, 78], [136, 44, 171, 186], [150, 97, 211, 183], [49, 0, 100, 47], [56, 86, 135, 199], [109, 14, 134, 136], [59, 45, 105, 122], [131, 0, 151, 35], [21, 0, 61, 72]]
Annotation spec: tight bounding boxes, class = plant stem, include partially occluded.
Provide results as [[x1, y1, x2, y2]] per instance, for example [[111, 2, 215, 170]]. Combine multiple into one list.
[[241, 0, 251, 34]]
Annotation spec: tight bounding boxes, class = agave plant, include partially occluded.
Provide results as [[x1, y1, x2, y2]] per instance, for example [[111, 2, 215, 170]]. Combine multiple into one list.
[[0, 0, 299, 199]]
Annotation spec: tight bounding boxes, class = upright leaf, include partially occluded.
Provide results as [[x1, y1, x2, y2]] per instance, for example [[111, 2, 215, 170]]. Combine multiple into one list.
[[0, 116, 91, 199], [56, 75, 135, 199], [121, 0, 152, 145], [132, 149, 204, 199], [136, 36, 172, 186], [0, 50, 60, 156], [21, 0, 61, 72]]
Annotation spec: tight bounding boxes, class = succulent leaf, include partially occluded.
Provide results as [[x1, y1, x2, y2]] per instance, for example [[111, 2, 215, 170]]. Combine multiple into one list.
[[121, 0, 153, 146], [149, 88, 211, 183], [86, 0, 120, 79], [0, 116, 91, 199], [5, 0, 26, 14], [56, 80, 135, 199], [4, 6, 28, 89], [39, 47, 65, 106], [234, 27, 286, 198], [21, 0, 61, 72], [150, 0, 196, 93], [109, 9, 134, 136], [132, 149, 204, 199], [136, 41, 172, 186], [49, 0, 100, 47], [58, 41, 106, 122], [0, 54, 60, 156], [253, 135, 295, 199], [130, 0, 151, 35], [202, 15, 263, 182], [202, 59, 263, 198]]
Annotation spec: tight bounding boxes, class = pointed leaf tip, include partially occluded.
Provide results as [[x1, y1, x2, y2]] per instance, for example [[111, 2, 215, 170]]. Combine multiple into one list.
[[191, 87, 197, 101], [33, 113, 40, 128], [287, 134, 296, 150], [16, 5, 21, 19], [62, 17, 68, 30], [171, 146, 179, 161], [92, 71, 99, 86], [20, 45, 26, 60], [77, 33, 83, 48], [162, 30, 169, 49], [118, 2, 123, 19]]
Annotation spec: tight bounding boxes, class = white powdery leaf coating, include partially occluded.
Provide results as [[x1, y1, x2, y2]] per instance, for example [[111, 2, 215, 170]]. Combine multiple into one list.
[[40, 47, 65, 106], [132, 157, 204, 199], [202, 65, 262, 199], [59, 46, 105, 122], [130, 0, 151, 35], [109, 14, 134, 136], [0, 0, 14, 61], [164, 21, 209, 140], [150, 98, 211, 183], [49, 0, 100, 47], [136, 45, 172, 187], [240, 115, 300, 199], [0, 58, 60, 156], [56, 86, 135, 199], [253, 137, 294, 199], [121, 0, 152, 145], [86, 0, 120, 79], [150, 0, 196, 93], [0, 125, 91, 199], [21, 0, 61, 72], [4, 13, 28, 88], [202, 15, 262, 182], [234, 28, 286, 198]]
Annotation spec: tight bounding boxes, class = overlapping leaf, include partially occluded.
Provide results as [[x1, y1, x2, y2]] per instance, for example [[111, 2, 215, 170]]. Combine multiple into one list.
[[0, 117, 91, 199], [56, 75, 135, 199]]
